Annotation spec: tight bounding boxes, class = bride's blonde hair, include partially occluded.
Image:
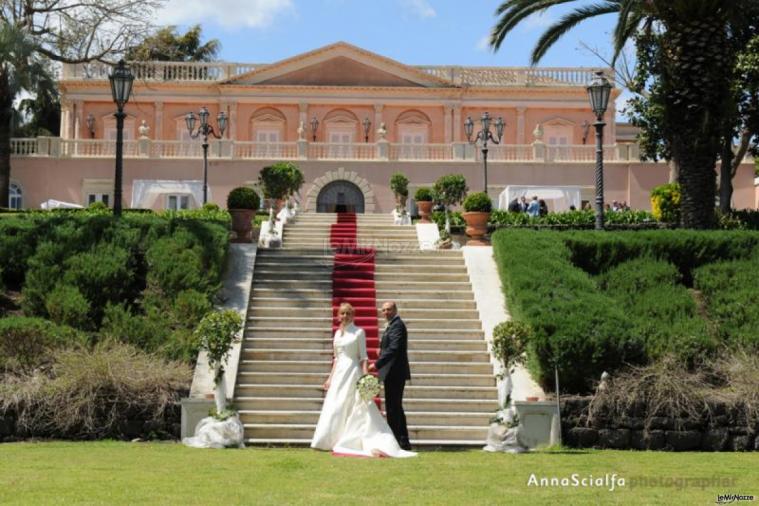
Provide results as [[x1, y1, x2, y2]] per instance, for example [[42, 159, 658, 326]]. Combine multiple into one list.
[[338, 302, 355, 316]]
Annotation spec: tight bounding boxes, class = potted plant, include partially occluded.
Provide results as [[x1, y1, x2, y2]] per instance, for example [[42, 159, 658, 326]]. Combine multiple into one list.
[[414, 187, 434, 223], [390, 172, 409, 213], [434, 174, 468, 234], [462, 191, 492, 245], [226, 187, 260, 243], [193, 310, 243, 412]]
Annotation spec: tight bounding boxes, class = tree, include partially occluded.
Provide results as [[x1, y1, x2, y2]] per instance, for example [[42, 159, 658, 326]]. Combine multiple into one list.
[[126, 25, 221, 62], [490, 0, 751, 228], [0, 0, 162, 207]]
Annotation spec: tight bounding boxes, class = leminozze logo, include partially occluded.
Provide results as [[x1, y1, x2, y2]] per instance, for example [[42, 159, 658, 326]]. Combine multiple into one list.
[[716, 494, 755, 504]]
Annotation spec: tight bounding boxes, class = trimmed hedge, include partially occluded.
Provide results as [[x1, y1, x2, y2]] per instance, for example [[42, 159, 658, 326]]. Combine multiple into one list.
[[492, 229, 759, 393]]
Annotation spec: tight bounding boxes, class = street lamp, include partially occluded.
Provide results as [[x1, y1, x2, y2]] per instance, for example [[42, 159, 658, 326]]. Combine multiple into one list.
[[109, 59, 134, 217], [465, 112, 504, 192], [310, 116, 319, 142], [362, 117, 371, 143], [186, 106, 227, 205], [586, 70, 612, 231]]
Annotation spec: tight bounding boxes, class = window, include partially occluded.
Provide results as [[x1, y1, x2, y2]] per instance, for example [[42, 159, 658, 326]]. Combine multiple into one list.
[[9, 183, 22, 210], [254, 127, 282, 158], [327, 126, 355, 158], [544, 124, 573, 161], [166, 194, 190, 211], [398, 124, 428, 159], [87, 193, 110, 206]]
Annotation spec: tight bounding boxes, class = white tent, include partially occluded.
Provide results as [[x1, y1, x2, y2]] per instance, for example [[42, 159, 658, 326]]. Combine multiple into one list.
[[40, 199, 84, 210], [499, 185, 584, 212], [131, 180, 204, 209]]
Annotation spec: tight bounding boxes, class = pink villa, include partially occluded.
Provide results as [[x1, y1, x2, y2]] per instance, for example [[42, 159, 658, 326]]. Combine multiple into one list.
[[8, 42, 758, 212]]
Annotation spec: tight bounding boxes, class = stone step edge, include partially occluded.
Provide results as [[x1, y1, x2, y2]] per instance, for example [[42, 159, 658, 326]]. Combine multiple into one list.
[[244, 438, 483, 446], [237, 372, 493, 379], [234, 396, 497, 404], [236, 384, 496, 391]]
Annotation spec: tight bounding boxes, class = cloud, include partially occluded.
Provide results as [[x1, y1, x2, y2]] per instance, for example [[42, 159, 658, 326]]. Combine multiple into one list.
[[400, 0, 436, 19], [157, 0, 294, 29], [520, 11, 555, 31], [476, 34, 491, 52]]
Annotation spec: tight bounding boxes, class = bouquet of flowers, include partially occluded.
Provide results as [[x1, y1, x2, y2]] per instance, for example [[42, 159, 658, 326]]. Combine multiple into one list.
[[356, 374, 380, 402]]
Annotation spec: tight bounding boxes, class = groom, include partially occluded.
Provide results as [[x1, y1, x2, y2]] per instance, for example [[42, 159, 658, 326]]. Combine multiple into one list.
[[369, 301, 411, 451]]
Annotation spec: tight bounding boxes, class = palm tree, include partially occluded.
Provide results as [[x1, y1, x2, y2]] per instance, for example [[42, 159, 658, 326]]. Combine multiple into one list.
[[0, 24, 50, 208], [490, 0, 747, 228]]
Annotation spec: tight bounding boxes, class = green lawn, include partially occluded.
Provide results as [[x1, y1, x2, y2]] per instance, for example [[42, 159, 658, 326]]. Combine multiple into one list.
[[1, 442, 756, 505]]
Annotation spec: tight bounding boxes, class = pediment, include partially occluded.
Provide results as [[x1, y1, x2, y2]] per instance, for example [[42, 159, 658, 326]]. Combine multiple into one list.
[[225, 42, 453, 88]]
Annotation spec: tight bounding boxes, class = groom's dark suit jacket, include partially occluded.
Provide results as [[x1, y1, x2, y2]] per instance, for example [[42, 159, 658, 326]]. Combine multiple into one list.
[[375, 315, 411, 382]]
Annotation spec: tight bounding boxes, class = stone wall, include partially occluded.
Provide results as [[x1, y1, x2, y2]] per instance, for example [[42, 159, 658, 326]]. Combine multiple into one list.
[[560, 396, 759, 451], [0, 403, 182, 442]]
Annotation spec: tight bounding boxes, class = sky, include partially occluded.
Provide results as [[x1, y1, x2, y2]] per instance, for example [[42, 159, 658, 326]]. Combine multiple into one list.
[[154, 0, 630, 114]]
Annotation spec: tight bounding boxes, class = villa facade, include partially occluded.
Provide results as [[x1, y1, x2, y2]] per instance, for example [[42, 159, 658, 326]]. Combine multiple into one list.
[[8, 42, 758, 212]]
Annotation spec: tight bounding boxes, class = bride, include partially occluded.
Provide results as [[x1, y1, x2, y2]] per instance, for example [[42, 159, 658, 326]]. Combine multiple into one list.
[[310, 302, 416, 458]]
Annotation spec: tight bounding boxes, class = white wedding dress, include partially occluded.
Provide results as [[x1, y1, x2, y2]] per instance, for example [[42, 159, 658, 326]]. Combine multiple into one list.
[[310, 323, 416, 458]]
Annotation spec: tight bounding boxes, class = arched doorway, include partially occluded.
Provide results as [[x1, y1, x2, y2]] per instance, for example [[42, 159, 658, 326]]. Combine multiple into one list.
[[316, 180, 365, 213]]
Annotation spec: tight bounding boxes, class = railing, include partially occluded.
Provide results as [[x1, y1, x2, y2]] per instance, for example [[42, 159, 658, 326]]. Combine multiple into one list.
[[307, 143, 376, 160], [11, 137, 638, 163], [483, 145, 534, 162], [60, 61, 262, 82], [416, 66, 611, 87], [390, 144, 453, 161], [234, 141, 299, 160], [10, 138, 39, 156]]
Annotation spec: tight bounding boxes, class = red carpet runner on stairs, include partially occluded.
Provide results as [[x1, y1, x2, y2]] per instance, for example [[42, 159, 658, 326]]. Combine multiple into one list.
[[329, 213, 381, 409]]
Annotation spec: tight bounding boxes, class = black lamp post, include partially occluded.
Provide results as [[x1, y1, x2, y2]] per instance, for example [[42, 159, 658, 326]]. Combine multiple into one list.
[[109, 59, 134, 217], [362, 117, 371, 143], [465, 112, 504, 192], [586, 71, 612, 231], [310, 116, 319, 142], [186, 106, 227, 205]]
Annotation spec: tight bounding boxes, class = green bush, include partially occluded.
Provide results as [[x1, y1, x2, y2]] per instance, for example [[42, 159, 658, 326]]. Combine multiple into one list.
[[0, 316, 87, 373], [492, 321, 530, 370], [463, 192, 492, 213], [431, 211, 465, 231], [202, 202, 220, 212], [145, 230, 211, 300], [650, 182, 681, 223], [258, 162, 303, 201], [414, 187, 434, 202], [433, 174, 468, 208], [0, 217, 41, 288], [390, 172, 409, 198], [45, 284, 91, 330], [87, 201, 108, 211], [194, 310, 242, 384], [226, 187, 260, 210]]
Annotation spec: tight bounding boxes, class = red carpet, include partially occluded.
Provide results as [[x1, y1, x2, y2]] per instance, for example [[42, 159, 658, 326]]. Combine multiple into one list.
[[330, 213, 381, 410]]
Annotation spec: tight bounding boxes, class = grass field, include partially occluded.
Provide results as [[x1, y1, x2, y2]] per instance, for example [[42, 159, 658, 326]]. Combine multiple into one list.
[[1, 442, 757, 505]]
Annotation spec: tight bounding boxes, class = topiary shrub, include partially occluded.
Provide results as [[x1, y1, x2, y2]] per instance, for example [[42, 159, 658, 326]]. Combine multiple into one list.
[[390, 172, 409, 198], [492, 321, 530, 371], [434, 174, 468, 209], [0, 316, 87, 373], [463, 192, 493, 213], [45, 284, 92, 330], [651, 182, 681, 223], [87, 201, 108, 211], [194, 310, 242, 385], [414, 187, 434, 202], [202, 202, 220, 212], [258, 162, 303, 201], [226, 187, 260, 210]]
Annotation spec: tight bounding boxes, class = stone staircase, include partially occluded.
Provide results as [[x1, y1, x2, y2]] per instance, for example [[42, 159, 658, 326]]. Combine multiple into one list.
[[235, 213, 498, 445]]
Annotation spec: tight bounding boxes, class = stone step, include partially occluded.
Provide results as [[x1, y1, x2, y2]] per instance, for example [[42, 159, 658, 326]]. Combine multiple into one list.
[[242, 424, 488, 442], [238, 410, 492, 426], [248, 307, 481, 319], [255, 251, 464, 261], [252, 280, 474, 290], [250, 288, 475, 301], [242, 348, 490, 365], [244, 328, 485, 340], [235, 383, 495, 400], [234, 396, 499, 413], [248, 297, 478, 310], [252, 272, 470, 283], [253, 263, 469, 274], [246, 317, 483, 330], [242, 338, 488, 351], [237, 371, 494, 387], [284, 229, 419, 236], [237, 360, 493, 375]]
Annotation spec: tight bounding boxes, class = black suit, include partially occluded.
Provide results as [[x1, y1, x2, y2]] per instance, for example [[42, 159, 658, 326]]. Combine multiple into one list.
[[374, 314, 411, 449]]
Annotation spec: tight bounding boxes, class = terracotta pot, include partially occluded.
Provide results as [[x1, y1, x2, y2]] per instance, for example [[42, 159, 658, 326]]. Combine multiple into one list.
[[463, 211, 491, 246], [526, 396, 540, 402], [229, 208, 255, 243], [417, 201, 433, 223]]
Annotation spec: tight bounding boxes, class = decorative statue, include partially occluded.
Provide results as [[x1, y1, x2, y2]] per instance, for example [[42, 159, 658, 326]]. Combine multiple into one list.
[[138, 120, 150, 139], [376, 122, 387, 141], [297, 120, 306, 141], [532, 123, 544, 142]]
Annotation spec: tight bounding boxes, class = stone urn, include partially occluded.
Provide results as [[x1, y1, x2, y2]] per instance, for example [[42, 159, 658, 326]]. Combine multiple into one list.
[[463, 211, 490, 246], [417, 201, 433, 223], [229, 209, 255, 243]]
